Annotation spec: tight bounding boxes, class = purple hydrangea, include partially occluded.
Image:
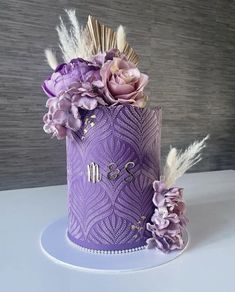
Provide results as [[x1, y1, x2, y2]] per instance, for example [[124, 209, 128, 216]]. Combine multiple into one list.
[[146, 181, 188, 253]]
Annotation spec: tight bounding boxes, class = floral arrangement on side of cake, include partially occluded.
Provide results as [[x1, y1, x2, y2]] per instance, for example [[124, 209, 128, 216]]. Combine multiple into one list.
[[147, 135, 209, 252], [42, 10, 148, 139]]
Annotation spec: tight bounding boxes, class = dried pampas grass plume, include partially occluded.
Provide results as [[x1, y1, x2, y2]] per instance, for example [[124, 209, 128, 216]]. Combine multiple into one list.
[[44, 49, 58, 70], [116, 25, 126, 52], [163, 135, 209, 188], [56, 9, 93, 62]]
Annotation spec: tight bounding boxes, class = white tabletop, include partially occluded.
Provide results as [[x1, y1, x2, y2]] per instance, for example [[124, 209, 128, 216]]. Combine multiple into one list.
[[0, 170, 235, 292]]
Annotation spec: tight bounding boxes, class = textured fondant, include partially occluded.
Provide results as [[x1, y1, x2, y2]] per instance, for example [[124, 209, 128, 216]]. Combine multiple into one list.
[[66, 105, 161, 251]]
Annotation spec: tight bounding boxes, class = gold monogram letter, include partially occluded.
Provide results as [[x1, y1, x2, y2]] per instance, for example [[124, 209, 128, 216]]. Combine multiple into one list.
[[87, 162, 101, 183]]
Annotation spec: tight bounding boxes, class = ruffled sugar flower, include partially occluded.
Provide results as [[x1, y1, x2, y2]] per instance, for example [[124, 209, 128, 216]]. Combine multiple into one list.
[[42, 57, 104, 139], [42, 58, 102, 99], [43, 92, 81, 139], [100, 56, 148, 107], [146, 181, 188, 253]]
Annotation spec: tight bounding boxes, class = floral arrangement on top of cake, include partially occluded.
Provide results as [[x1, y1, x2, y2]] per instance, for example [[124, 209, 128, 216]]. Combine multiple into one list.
[[42, 10, 148, 140]]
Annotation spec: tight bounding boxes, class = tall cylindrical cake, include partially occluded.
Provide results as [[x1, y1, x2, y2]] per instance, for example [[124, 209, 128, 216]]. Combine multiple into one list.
[[66, 105, 161, 252]]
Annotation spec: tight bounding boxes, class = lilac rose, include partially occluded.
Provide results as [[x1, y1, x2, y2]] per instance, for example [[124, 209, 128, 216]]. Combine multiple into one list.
[[100, 57, 148, 107]]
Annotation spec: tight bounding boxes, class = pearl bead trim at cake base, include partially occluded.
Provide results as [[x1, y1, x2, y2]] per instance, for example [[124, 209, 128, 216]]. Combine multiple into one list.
[[66, 232, 147, 254], [73, 245, 147, 254]]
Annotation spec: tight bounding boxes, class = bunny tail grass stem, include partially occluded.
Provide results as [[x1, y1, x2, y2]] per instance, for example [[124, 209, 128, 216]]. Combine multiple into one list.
[[116, 25, 126, 52], [44, 49, 58, 70]]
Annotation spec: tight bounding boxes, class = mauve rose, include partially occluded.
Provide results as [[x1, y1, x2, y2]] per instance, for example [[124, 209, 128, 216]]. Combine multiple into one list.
[[100, 57, 148, 107]]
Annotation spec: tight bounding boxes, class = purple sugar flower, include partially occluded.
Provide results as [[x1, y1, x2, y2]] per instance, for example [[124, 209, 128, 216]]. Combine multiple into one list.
[[146, 233, 184, 252], [43, 93, 82, 139], [42, 57, 105, 139], [42, 58, 102, 99], [146, 180, 188, 253]]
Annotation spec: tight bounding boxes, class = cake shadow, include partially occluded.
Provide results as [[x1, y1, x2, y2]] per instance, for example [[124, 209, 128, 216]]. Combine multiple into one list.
[[186, 198, 234, 250]]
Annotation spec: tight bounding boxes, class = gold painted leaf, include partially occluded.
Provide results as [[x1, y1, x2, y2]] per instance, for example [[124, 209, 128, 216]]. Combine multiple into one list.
[[86, 15, 139, 65]]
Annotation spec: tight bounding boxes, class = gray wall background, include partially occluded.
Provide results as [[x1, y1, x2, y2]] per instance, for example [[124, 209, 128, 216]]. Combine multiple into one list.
[[0, 0, 235, 190]]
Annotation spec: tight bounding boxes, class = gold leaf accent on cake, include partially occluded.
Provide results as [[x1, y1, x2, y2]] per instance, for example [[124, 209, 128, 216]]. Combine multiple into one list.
[[86, 15, 139, 65], [82, 114, 96, 138], [131, 215, 146, 239]]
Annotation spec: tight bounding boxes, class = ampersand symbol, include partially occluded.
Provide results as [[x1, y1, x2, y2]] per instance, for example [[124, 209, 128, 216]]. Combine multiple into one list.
[[107, 163, 120, 180]]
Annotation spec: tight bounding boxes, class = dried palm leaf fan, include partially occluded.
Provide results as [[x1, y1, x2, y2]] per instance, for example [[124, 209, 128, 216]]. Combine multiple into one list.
[[86, 15, 139, 65]]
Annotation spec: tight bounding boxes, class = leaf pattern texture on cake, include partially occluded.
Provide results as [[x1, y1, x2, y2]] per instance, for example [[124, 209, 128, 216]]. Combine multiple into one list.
[[67, 105, 161, 250]]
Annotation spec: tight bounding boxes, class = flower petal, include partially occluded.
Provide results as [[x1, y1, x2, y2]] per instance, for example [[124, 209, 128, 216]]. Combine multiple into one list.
[[52, 110, 67, 124], [75, 97, 98, 110]]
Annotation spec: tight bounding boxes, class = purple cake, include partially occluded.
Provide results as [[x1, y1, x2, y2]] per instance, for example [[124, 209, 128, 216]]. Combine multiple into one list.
[[66, 105, 161, 251], [42, 12, 190, 254]]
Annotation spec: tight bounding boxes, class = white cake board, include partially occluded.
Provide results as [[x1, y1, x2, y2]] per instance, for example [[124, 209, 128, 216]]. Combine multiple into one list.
[[40, 217, 189, 273]]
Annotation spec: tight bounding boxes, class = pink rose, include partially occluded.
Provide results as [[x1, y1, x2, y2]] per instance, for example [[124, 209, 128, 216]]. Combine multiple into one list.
[[100, 57, 148, 107]]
